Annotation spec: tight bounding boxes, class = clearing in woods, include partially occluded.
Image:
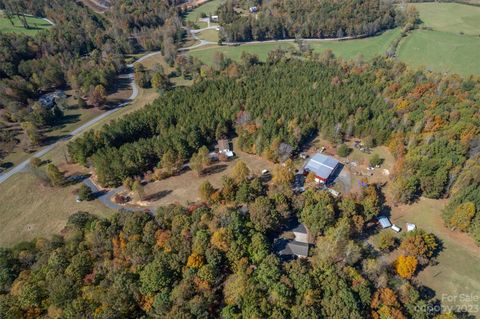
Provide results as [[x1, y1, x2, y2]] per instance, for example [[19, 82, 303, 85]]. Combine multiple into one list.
[[390, 198, 480, 316], [0, 11, 52, 35]]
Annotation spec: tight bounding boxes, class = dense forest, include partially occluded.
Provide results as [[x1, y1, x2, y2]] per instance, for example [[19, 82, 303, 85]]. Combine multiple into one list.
[[0, 0, 183, 161], [0, 178, 444, 318], [217, 0, 398, 42], [68, 52, 480, 243]]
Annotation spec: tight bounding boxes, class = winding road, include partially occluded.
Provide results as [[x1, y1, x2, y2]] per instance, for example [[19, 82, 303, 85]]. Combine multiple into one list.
[[0, 54, 157, 184]]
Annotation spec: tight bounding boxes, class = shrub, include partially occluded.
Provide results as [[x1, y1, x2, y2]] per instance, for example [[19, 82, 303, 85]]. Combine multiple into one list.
[[370, 154, 383, 167], [78, 184, 94, 201], [337, 144, 351, 157]]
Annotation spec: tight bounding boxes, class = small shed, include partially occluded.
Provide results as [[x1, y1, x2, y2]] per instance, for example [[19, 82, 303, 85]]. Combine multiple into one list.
[[377, 216, 392, 229], [406, 223, 416, 232]]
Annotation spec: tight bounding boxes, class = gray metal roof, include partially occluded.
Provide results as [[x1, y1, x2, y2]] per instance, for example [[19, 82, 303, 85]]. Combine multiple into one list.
[[279, 240, 309, 257], [292, 223, 307, 234], [378, 216, 392, 229], [304, 153, 339, 179]]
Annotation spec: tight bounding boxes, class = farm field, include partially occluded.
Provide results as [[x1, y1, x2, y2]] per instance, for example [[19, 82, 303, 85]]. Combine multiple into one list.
[[397, 29, 480, 76], [0, 11, 52, 35], [395, 2, 480, 76], [391, 198, 480, 315], [0, 171, 114, 247], [189, 30, 401, 64], [412, 2, 480, 36]]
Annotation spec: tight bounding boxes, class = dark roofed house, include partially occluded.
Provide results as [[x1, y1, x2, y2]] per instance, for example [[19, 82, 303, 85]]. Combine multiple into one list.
[[303, 153, 339, 183], [292, 223, 308, 243], [276, 239, 309, 259], [275, 222, 310, 259]]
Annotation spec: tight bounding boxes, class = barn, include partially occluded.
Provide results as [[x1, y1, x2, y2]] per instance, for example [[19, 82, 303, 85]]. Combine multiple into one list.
[[303, 153, 339, 183]]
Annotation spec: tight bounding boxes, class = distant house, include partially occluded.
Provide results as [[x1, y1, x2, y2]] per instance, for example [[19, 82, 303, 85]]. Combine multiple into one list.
[[217, 139, 234, 158], [303, 153, 339, 183], [210, 15, 218, 22], [39, 90, 66, 108], [275, 222, 310, 259]]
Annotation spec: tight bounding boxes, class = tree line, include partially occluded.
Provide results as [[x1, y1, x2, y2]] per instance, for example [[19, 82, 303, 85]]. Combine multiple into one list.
[[217, 0, 398, 42]]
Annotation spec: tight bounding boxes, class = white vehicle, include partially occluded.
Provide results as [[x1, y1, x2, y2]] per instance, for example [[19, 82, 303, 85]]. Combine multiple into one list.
[[261, 169, 269, 175], [391, 224, 401, 233]]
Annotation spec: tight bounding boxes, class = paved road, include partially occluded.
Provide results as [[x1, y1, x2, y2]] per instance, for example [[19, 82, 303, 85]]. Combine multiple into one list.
[[0, 61, 141, 184]]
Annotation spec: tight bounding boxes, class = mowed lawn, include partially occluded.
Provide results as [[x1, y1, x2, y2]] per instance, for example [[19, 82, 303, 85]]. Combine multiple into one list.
[[413, 2, 480, 36], [0, 172, 114, 247], [397, 29, 480, 76], [185, 0, 223, 23], [197, 29, 219, 42], [391, 198, 480, 313], [0, 12, 52, 36]]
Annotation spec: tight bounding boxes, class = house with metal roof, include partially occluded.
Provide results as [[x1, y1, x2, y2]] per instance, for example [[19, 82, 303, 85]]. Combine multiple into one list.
[[303, 153, 339, 183]]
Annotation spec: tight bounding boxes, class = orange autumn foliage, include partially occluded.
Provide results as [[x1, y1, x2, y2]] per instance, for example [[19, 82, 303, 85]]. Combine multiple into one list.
[[395, 255, 418, 279], [187, 252, 204, 269]]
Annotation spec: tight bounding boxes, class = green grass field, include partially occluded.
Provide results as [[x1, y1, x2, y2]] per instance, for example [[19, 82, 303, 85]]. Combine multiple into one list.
[[189, 29, 401, 64], [413, 2, 480, 36], [308, 29, 401, 60], [0, 172, 114, 247], [397, 29, 480, 76], [185, 0, 223, 23], [189, 42, 295, 65], [394, 2, 480, 76], [0, 11, 52, 36], [197, 29, 219, 42]]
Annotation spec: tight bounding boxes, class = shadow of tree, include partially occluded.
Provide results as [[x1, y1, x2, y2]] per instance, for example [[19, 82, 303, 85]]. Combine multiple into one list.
[[202, 164, 228, 176], [145, 190, 173, 201]]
